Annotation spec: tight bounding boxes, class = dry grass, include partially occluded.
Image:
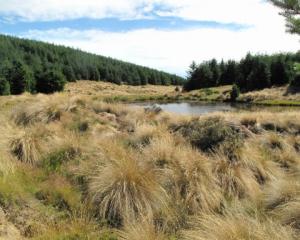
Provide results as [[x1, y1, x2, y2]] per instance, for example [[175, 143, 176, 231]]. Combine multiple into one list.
[[0, 83, 300, 239], [118, 219, 168, 240], [88, 140, 170, 224], [240, 85, 300, 103], [182, 209, 297, 240], [65, 80, 177, 98], [10, 129, 41, 165], [9, 128, 45, 165], [11, 94, 77, 126], [146, 135, 222, 214], [213, 151, 261, 200]]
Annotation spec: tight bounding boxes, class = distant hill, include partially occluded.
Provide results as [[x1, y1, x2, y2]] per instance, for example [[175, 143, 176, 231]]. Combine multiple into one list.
[[0, 34, 184, 95]]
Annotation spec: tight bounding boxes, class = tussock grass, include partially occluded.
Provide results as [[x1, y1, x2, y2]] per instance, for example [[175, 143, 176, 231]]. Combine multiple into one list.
[[92, 101, 128, 117], [240, 139, 283, 184], [88, 140, 170, 225], [1, 84, 300, 239], [263, 177, 300, 211], [11, 94, 78, 126], [213, 151, 261, 200], [261, 177, 300, 230], [9, 128, 44, 165], [127, 123, 169, 148], [118, 219, 167, 240], [182, 210, 297, 240]]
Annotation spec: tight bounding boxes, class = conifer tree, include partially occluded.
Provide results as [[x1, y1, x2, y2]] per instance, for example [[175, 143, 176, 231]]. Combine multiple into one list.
[[270, 0, 300, 34]]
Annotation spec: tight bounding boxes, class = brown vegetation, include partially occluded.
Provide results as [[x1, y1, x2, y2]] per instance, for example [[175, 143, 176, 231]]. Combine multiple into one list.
[[0, 81, 299, 239]]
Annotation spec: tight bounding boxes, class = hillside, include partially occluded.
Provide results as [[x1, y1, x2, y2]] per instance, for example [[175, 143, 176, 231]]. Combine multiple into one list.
[[0, 85, 299, 239], [64, 81, 300, 106], [0, 34, 184, 95], [184, 53, 300, 93]]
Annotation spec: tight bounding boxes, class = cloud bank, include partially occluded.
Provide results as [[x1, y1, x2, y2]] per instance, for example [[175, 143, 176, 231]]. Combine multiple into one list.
[[1, 0, 299, 76]]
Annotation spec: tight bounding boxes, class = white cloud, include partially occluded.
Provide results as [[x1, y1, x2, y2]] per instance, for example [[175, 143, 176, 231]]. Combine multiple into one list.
[[23, 22, 299, 76], [2, 0, 299, 75], [0, 0, 284, 25]]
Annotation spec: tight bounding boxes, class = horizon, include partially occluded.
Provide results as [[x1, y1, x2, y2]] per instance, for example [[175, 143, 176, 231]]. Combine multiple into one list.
[[0, 0, 299, 77]]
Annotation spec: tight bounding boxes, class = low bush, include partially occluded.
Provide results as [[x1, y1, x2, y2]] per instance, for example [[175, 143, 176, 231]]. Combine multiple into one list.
[[174, 117, 244, 156], [230, 84, 240, 101], [42, 147, 79, 172]]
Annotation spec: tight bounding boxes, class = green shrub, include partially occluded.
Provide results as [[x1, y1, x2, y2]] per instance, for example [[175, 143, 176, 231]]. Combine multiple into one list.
[[230, 84, 240, 101], [174, 117, 244, 155], [42, 147, 79, 172]]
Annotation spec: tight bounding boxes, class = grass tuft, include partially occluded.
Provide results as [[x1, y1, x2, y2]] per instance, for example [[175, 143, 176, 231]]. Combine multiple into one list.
[[88, 140, 169, 225]]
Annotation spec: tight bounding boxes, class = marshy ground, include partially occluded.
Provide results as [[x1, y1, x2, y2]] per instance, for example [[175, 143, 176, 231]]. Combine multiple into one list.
[[0, 81, 299, 239]]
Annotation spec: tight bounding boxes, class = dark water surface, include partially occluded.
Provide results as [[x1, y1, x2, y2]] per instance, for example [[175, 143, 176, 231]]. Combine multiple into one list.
[[132, 101, 300, 115]]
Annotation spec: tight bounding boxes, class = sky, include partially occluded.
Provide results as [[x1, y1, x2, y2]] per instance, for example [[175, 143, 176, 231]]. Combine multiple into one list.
[[0, 0, 299, 77]]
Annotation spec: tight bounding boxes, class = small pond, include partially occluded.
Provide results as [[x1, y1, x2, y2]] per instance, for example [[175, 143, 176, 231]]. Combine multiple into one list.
[[132, 101, 300, 115]]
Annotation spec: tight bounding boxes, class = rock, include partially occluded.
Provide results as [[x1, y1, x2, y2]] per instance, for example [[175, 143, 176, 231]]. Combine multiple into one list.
[[144, 104, 162, 114]]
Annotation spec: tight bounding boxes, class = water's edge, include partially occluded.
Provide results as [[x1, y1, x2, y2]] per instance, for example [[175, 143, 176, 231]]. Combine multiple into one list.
[[131, 101, 300, 115]]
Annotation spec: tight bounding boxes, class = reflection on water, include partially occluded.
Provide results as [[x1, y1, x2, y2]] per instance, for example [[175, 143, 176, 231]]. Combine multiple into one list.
[[133, 102, 300, 115]]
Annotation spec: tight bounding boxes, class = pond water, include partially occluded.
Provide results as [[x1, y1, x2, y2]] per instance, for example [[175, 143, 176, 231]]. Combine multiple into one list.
[[133, 102, 300, 115]]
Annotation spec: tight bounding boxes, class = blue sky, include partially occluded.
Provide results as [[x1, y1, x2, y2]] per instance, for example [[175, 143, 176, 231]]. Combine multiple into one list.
[[0, 17, 248, 34], [0, 0, 298, 76]]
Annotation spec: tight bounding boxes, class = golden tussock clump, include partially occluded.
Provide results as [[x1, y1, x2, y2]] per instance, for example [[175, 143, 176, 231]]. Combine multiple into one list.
[[11, 94, 77, 126], [182, 209, 297, 240], [9, 128, 45, 165], [118, 219, 168, 240], [240, 142, 283, 186], [261, 134, 300, 173], [92, 101, 128, 117], [144, 134, 222, 216], [213, 151, 261, 200], [88, 140, 170, 224], [261, 177, 300, 230], [262, 177, 300, 211], [127, 123, 169, 148]]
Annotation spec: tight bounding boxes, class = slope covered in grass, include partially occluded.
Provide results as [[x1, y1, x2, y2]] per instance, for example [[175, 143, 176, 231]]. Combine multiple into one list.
[[0, 87, 299, 239]]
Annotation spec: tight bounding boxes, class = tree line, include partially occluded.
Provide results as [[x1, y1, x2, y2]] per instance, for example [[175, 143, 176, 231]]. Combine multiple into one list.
[[0, 34, 184, 95], [184, 52, 300, 92]]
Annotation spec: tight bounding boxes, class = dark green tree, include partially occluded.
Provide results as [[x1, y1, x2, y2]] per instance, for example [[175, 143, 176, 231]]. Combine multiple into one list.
[[291, 63, 300, 87], [8, 60, 33, 95], [237, 53, 255, 91], [184, 63, 213, 90], [0, 34, 184, 91], [246, 58, 271, 91], [0, 76, 10, 95], [63, 65, 76, 82], [219, 60, 240, 85], [270, 56, 294, 85], [270, 0, 300, 34], [209, 59, 220, 85], [36, 69, 66, 94]]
